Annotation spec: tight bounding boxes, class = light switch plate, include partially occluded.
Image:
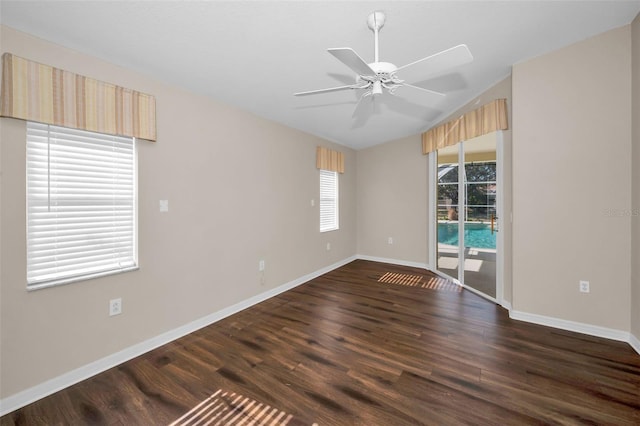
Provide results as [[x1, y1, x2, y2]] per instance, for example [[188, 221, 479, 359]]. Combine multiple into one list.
[[159, 200, 169, 212], [579, 280, 590, 293]]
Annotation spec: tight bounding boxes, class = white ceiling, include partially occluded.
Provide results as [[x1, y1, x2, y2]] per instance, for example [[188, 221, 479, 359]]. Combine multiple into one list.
[[1, 1, 639, 150]]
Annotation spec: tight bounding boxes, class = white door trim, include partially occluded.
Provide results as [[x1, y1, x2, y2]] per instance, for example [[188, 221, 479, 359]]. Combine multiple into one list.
[[496, 131, 505, 305]]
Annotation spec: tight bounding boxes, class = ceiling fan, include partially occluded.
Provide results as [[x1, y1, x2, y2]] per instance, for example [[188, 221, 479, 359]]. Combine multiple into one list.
[[294, 11, 473, 116]]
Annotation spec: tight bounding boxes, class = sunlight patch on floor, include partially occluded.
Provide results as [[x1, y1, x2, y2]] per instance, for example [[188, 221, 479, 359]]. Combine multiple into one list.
[[169, 389, 317, 426]]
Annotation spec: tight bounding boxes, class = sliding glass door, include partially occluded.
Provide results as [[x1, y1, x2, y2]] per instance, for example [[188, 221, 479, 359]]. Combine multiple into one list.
[[436, 134, 498, 299], [436, 145, 460, 280], [462, 138, 497, 297]]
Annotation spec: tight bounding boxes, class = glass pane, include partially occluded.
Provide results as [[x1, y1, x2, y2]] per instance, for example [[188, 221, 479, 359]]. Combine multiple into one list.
[[462, 138, 497, 298], [436, 145, 459, 280]]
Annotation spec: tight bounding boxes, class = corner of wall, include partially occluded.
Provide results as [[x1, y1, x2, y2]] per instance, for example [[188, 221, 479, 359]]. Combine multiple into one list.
[[631, 12, 640, 345], [355, 135, 428, 266]]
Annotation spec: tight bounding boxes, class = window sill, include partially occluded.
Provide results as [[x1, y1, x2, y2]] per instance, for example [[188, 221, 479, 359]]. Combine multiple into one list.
[[27, 266, 140, 291], [320, 228, 340, 233]]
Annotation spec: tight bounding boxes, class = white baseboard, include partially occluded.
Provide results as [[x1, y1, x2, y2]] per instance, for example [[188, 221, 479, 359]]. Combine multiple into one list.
[[630, 333, 640, 355], [0, 255, 357, 417], [509, 310, 631, 343], [356, 254, 429, 270], [500, 300, 512, 311]]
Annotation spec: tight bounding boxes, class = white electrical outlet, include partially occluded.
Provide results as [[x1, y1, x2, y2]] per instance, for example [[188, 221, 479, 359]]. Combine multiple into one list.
[[159, 199, 169, 212], [579, 280, 590, 293], [259, 260, 265, 271], [311, 199, 315, 207], [326, 242, 331, 251], [388, 237, 393, 245], [109, 298, 122, 316]]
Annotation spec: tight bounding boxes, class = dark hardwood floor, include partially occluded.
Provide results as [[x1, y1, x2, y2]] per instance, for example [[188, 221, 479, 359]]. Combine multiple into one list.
[[2, 260, 639, 425]]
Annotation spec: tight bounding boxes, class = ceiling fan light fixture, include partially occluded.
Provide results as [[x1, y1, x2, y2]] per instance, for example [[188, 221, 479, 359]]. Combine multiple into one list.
[[372, 81, 383, 96]]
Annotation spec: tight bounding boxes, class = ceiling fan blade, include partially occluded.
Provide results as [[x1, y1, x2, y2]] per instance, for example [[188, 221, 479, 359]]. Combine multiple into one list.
[[327, 73, 358, 85], [351, 91, 381, 128], [401, 83, 446, 97], [328, 48, 376, 77], [381, 92, 442, 121], [294, 100, 358, 110], [294, 84, 360, 96], [396, 44, 473, 77], [352, 92, 373, 118]]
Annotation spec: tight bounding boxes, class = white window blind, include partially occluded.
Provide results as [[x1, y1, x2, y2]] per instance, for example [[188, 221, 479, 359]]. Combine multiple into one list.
[[320, 169, 339, 232], [26, 122, 137, 289]]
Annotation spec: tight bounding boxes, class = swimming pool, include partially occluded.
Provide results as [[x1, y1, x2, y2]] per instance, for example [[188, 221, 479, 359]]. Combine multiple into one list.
[[438, 222, 496, 249]]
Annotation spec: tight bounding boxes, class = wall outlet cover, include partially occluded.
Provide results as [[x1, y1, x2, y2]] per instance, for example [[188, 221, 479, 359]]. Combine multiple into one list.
[[109, 298, 122, 316]]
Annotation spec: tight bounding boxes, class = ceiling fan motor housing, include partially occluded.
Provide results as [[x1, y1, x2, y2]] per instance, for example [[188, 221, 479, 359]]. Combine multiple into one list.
[[369, 61, 397, 76], [356, 62, 401, 95]]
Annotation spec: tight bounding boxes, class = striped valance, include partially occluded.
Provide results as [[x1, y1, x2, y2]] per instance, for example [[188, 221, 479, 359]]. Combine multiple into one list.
[[422, 98, 508, 154], [1, 53, 156, 141], [316, 146, 344, 173]]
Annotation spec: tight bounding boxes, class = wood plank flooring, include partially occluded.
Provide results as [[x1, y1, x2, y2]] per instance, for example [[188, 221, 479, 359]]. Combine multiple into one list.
[[2, 260, 639, 425]]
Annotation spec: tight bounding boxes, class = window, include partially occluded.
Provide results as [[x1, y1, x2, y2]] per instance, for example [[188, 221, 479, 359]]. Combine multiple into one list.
[[26, 122, 138, 289], [319, 169, 339, 232]]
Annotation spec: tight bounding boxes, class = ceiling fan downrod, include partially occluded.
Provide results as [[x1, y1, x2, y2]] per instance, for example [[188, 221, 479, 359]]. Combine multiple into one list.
[[367, 11, 386, 64]]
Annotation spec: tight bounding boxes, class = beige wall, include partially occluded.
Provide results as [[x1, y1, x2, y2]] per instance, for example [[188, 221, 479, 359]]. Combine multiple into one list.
[[0, 26, 357, 399], [356, 134, 428, 265], [632, 14, 640, 340], [512, 26, 632, 330]]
